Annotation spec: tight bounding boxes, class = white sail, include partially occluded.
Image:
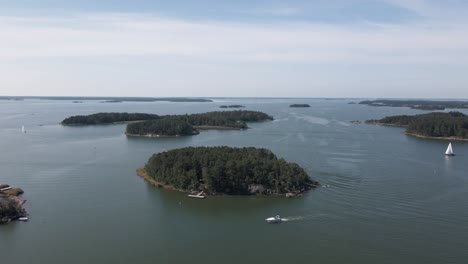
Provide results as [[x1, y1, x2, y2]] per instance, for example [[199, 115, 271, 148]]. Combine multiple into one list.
[[445, 142, 454, 156], [21, 125, 26, 133]]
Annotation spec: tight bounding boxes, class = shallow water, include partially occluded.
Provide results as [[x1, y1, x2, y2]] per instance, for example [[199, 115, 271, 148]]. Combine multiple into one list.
[[1, 98, 467, 264]]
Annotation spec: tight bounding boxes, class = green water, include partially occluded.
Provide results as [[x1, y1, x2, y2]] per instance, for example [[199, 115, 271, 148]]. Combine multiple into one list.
[[1, 99, 467, 264]]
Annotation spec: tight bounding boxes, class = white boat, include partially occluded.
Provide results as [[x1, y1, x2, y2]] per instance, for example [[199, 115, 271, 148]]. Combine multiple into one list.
[[265, 215, 282, 223], [445, 142, 455, 156], [21, 125, 26, 133], [188, 191, 205, 199], [18, 217, 29, 221]]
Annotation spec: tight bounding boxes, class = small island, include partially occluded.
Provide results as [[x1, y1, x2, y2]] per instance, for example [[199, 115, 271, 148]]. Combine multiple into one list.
[[126, 110, 273, 137], [0, 184, 27, 224], [61, 112, 160, 125], [290, 104, 310, 108], [359, 100, 468, 110], [137, 146, 318, 196], [220, 105, 245, 108], [101, 100, 122, 103], [366, 111, 468, 140]]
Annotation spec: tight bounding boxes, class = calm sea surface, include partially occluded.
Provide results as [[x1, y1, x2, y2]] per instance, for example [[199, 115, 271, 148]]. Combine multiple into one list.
[[1, 99, 467, 264]]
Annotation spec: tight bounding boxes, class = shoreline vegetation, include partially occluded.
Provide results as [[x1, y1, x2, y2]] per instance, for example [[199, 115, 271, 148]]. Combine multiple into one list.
[[140, 146, 319, 197], [125, 110, 273, 137], [0, 184, 27, 224], [359, 100, 468, 110], [365, 111, 468, 140]]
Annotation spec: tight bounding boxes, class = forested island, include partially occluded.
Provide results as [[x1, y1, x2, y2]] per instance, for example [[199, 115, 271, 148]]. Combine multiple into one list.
[[0, 184, 27, 224], [220, 105, 245, 108], [366, 111, 468, 140], [290, 104, 310, 108], [359, 100, 468, 110], [138, 147, 318, 196], [61, 112, 160, 125], [126, 110, 273, 137]]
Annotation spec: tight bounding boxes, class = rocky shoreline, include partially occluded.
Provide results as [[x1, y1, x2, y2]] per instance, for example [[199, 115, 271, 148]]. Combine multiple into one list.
[[404, 132, 468, 141], [136, 168, 318, 198], [0, 184, 27, 224], [364, 120, 468, 141]]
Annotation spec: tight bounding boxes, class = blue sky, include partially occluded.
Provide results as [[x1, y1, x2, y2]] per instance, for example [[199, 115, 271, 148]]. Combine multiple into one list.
[[1, 0, 467, 98]]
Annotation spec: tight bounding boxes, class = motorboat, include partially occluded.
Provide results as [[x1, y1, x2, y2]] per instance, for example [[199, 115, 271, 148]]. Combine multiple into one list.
[[265, 215, 282, 223]]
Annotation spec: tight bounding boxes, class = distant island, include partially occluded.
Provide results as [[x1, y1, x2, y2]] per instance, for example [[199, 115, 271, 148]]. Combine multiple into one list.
[[0, 184, 27, 224], [0, 96, 213, 102], [61, 112, 160, 125], [290, 104, 310, 108], [220, 105, 245, 108], [366, 111, 468, 140], [101, 100, 122, 103], [126, 110, 273, 137], [359, 100, 468, 110], [137, 146, 318, 196]]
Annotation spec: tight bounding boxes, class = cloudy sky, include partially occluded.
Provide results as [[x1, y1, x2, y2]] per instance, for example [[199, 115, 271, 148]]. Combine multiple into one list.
[[1, 0, 467, 98]]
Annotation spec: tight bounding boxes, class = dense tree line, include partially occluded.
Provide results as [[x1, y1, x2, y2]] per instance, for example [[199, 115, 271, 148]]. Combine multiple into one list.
[[61, 112, 160, 125], [220, 105, 245, 108], [290, 104, 310, 107], [126, 118, 196, 136], [144, 147, 318, 195], [367, 112, 468, 138], [126, 110, 273, 136]]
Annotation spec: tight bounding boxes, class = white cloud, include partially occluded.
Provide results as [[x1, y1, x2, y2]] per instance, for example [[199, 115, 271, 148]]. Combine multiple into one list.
[[237, 7, 301, 16], [1, 5, 467, 98], [0, 11, 468, 65]]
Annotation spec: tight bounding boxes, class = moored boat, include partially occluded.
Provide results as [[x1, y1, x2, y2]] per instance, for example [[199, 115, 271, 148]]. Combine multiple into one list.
[[187, 191, 205, 199]]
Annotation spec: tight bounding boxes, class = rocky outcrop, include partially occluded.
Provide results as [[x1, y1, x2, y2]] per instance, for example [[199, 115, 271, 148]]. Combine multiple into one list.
[[0, 184, 27, 224], [248, 184, 267, 194]]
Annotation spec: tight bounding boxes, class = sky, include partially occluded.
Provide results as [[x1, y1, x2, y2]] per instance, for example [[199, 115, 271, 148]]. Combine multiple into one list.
[[0, 0, 467, 98]]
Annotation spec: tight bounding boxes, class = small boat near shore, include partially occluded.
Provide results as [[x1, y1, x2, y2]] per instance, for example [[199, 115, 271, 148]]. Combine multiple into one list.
[[18, 217, 29, 221], [187, 191, 205, 199], [265, 215, 282, 223]]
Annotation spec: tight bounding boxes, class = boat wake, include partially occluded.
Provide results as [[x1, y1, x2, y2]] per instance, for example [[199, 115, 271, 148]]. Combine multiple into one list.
[[280, 212, 337, 222], [281, 216, 304, 222], [281, 214, 324, 222]]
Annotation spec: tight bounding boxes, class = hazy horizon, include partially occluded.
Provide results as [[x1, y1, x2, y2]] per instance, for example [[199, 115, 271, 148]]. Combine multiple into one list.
[[1, 0, 467, 98]]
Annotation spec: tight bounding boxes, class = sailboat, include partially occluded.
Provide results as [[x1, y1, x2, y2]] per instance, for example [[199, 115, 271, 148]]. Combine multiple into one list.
[[445, 142, 455, 156], [21, 125, 26, 133]]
